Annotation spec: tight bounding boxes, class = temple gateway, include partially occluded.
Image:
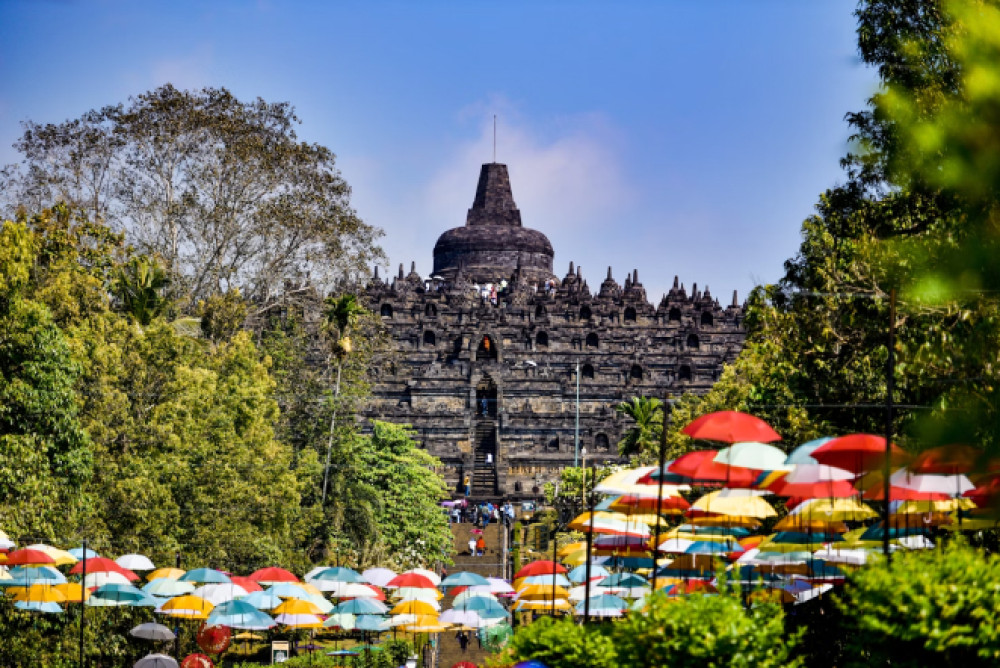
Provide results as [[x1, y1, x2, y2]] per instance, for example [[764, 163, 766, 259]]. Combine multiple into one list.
[[362, 163, 745, 498]]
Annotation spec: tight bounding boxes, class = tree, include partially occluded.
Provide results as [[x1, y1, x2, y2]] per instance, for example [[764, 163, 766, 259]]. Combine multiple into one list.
[[615, 396, 664, 460], [5, 84, 384, 307]]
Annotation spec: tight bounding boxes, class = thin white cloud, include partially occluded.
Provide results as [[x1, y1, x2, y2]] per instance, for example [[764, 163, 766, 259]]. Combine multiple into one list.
[[425, 112, 634, 242]]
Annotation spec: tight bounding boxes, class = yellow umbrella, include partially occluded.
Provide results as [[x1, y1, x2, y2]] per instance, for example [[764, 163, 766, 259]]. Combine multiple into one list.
[[53, 582, 90, 603], [25, 544, 77, 566], [560, 549, 589, 566], [516, 584, 570, 601], [558, 542, 586, 558], [234, 632, 264, 641], [664, 554, 718, 572], [147, 567, 185, 581], [399, 615, 448, 632], [690, 491, 777, 519], [513, 598, 571, 611], [159, 594, 214, 619], [389, 599, 438, 616], [773, 516, 849, 533], [299, 582, 324, 597], [790, 498, 877, 521], [273, 598, 324, 615], [594, 467, 690, 496], [686, 516, 761, 529], [895, 498, 975, 513], [11, 584, 67, 603]]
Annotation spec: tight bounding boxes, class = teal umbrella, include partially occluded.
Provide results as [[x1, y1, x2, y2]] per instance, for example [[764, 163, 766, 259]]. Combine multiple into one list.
[[785, 438, 835, 466], [354, 614, 391, 631], [207, 599, 275, 630], [309, 566, 364, 583], [598, 573, 648, 588], [87, 583, 148, 607], [441, 571, 490, 587], [240, 590, 282, 610], [16, 600, 63, 613], [178, 568, 230, 584], [452, 597, 509, 618], [567, 565, 609, 583], [144, 579, 195, 597]]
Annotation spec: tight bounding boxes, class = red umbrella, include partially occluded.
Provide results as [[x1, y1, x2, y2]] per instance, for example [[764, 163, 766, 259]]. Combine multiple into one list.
[[668, 450, 760, 487], [248, 566, 298, 584], [909, 444, 983, 475], [514, 560, 568, 579], [229, 576, 262, 593], [767, 476, 859, 499], [682, 411, 781, 443], [965, 474, 1000, 507], [69, 557, 138, 580], [5, 548, 56, 566], [452, 662, 478, 668], [385, 572, 436, 588], [362, 584, 386, 600], [181, 654, 213, 668], [811, 434, 909, 473]]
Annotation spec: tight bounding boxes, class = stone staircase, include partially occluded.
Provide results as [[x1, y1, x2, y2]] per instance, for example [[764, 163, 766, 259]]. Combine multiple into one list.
[[472, 419, 497, 496], [437, 520, 506, 668]]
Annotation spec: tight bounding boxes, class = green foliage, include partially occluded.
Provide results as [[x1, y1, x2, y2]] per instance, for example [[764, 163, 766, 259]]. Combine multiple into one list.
[[836, 539, 1000, 666], [0, 220, 35, 297], [347, 421, 452, 568], [7, 84, 384, 306], [114, 255, 169, 326], [614, 592, 800, 668], [615, 395, 664, 461], [500, 615, 618, 668], [197, 288, 248, 342]]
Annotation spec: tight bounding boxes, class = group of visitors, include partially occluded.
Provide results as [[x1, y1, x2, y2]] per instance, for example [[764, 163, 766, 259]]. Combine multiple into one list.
[[472, 280, 508, 306]]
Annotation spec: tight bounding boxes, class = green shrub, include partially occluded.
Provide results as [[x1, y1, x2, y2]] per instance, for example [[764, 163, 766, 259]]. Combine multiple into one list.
[[501, 615, 617, 668], [835, 539, 1000, 666], [612, 591, 800, 668]]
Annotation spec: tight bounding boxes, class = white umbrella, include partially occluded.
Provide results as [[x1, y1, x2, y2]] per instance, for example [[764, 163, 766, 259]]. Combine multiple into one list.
[[889, 469, 974, 495], [130, 623, 176, 641], [393, 587, 440, 602], [783, 464, 855, 483], [813, 547, 871, 565], [117, 554, 155, 571], [453, 591, 498, 606], [192, 583, 249, 605], [84, 572, 132, 588], [440, 609, 487, 627], [362, 568, 397, 587], [311, 581, 377, 597], [482, 578, 515, 595], [134, 654, 178, 668]]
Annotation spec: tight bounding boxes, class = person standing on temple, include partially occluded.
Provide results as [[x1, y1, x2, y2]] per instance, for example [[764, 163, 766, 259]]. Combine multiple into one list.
[[463, 474, 471, 497]]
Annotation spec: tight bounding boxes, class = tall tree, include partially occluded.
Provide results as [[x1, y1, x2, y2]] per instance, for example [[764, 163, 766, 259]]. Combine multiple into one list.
[[5, 84, 384, 307], [615, 396, 664, 460]]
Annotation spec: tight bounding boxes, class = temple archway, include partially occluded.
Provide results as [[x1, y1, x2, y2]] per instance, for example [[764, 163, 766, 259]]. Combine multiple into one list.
[[477, 334, 498, 361]]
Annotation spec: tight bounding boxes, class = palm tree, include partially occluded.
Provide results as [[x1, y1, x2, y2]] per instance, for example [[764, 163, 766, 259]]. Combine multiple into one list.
[[114, 256, 168, 326], [615, 396, 664, 459], [321, 293, 366, 504]]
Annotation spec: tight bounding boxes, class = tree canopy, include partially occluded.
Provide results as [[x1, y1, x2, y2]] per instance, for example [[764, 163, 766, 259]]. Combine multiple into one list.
[[3, 84, 384, 307]]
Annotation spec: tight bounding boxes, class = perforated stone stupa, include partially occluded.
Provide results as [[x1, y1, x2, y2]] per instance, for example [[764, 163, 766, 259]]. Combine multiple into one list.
[[362, 163, 745, 498]]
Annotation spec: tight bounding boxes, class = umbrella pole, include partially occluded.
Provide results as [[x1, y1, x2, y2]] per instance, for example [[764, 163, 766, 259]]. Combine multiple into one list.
[[551, 530, 558, 617], [883, 288, 896, 563], [79, 538, 87, 668], [651, 425, 668, 593]]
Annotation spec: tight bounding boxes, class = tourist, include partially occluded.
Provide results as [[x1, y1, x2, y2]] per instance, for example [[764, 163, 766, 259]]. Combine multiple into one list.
[[456, 631, 469, 653], [476, 536, 486, 556], [463, 474, 471, 497], [468, 536, 476, 555]]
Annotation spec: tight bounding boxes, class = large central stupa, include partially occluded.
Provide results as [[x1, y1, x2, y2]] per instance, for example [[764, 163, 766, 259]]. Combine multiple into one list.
[[432, 164, 556, 285]]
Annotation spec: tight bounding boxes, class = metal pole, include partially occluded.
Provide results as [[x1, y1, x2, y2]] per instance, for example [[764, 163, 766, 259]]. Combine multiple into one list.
[[574, 363, 580, 467], [79, 539, 86, 668], [651, 399, 669, 593], [551, 530, 558, 616], [583, 465, 596, 623], [883, 289, 896, 563]]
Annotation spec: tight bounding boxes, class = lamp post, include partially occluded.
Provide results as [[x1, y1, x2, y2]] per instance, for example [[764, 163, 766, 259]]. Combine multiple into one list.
[[574, 362, 580, 467]]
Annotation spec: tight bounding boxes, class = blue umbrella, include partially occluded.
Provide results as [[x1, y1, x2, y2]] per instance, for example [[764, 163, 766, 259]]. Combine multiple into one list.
[[685, 540, 739, 554], [674, 524, 752, 538], [769, 532, 844, 545], [265, 583, 309, 599], [574, 593, 626, 617], [334, 598, 388, 615], [567, 565, 610, 583], [68, 547, 100, 560], [598, 573, 648, 588], [452, 597, 509, 618], [178, 568, 230, 584], [354, 614, 391, 631], [143, 578, 195, 597], [240, 590, 283, 610], [785, 438, 835, 466], [16, 600, 63, 613], [7, 566, 66, 584]]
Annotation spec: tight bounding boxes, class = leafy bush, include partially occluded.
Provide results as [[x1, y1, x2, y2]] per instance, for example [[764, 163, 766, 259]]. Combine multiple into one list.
[[613, 591, 800, 668], [496, 615, 617, 668], [835, 539, 1000, 666]]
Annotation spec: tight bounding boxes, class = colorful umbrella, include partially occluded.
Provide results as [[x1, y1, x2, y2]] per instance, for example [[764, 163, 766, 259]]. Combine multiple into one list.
[[682, 411, 781, 443], [811, 433, 909, 473], [249, 566, 299, 585]]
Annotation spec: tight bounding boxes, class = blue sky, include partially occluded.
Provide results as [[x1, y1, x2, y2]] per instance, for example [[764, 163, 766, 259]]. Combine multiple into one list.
[[0, 1, 876, 303]]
